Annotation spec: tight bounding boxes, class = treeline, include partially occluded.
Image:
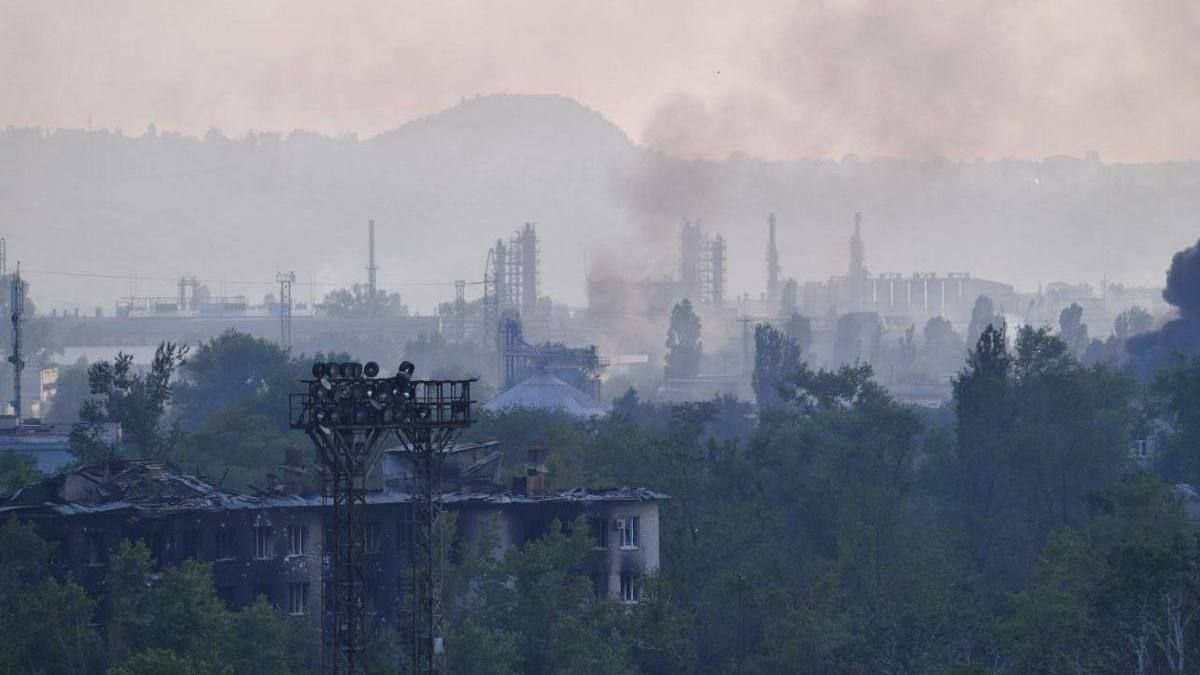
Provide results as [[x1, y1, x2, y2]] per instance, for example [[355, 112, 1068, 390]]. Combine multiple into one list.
[[461, 323, 1200, 674], [6, 320, 1200, 673]]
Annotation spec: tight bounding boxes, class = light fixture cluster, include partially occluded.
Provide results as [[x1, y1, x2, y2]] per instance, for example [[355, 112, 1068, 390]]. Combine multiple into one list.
[[302, 359, 427, 428]]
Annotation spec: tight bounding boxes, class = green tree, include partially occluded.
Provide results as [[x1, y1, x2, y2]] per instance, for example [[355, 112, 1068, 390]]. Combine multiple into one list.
[[665, 300, 702, 381], [752, 323, 802, 410], [1058, 302, 1089, 357], [322, 284, 408, 319], [920, 315, 965, 378], [70, 343, 188, 464], [966, 295, 1004, 349], [174, 330, 290, 431], [46, 358, 92, 424], [0, 517, 103, 675], [0, 448, 42, 495]]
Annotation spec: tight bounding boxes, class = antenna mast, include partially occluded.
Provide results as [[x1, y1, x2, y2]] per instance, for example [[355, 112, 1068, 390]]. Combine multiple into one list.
[[9, 264, 24, 423]]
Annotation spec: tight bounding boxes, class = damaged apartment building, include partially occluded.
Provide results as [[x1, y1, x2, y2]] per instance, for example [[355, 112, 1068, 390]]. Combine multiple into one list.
[[0, 443, 664, 628]]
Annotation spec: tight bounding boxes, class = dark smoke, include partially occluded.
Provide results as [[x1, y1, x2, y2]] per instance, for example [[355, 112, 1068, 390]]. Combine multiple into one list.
[[1128, 238, 1200, 377]]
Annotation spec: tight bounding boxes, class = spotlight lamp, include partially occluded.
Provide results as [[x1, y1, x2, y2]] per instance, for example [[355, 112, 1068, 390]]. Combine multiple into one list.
[[293, 360, 475, 432]]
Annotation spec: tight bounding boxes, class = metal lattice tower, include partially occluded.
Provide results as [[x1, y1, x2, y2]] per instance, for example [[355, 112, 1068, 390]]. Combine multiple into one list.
[[9, 265, 24, 423], [711, 234, 726, 308], [291, 362, 474, 675], [277, 271, 296, 351]]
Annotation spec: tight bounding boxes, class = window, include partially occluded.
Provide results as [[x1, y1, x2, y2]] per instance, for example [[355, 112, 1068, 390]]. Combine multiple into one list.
[[162, 533, 178, 563], [182, 529, 200, 560], [617, 517, 640, 549], [620, 572, 639, 603], [288, 525, 308, 556], [216, 529, 236, 560], [85, 531, 105, 566], [397, 511, 415, 551], [366, 522, 382, 554], [254, 526, 274, 560], [288, 582, 309, 616], [589, 518, 609, 549]]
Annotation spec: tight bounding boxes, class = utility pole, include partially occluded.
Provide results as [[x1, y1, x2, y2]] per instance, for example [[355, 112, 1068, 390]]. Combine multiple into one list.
[[277, 271, 296, 351], [367, 220, 378, 318], [9, 265, 24, 423]]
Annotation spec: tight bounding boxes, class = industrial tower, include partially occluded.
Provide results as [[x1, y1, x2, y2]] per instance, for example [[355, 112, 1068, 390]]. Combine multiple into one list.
[[277, 271, 296, 351], [766, 213, 780, 305], [847, 212, 867, 309]]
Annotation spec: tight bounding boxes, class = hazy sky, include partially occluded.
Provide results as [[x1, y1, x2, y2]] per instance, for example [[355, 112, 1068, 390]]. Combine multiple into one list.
[[3, 0, 1199, 161]]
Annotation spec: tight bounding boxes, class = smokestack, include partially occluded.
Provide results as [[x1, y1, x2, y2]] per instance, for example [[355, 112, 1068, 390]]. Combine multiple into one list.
[[766, 213, 780, 305], [367, 219, 377, 318]]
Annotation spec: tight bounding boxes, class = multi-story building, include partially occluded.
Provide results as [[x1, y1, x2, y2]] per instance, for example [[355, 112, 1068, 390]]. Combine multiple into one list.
[[0, 443, 665, 630]]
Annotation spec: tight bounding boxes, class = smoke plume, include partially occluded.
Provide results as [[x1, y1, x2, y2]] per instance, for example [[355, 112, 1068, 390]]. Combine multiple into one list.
[[1128, 238, 1200, 376]]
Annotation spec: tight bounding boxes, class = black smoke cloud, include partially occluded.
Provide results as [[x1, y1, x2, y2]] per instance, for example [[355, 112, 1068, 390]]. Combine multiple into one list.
[[1128, 238, 1200, 377]]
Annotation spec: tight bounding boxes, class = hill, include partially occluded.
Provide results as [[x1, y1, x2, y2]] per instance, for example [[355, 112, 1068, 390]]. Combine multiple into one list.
[[3, 94, 1199, 314]]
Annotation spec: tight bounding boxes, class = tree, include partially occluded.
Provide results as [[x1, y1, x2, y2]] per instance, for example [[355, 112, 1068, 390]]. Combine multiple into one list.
[[752, 323, 802, 410], [0, 517, 103, 675], [46, 358, 92, 424], [173, 330, 290, 431], [1115, 305, 1154, 342], [0, 449, 42, 495], [665, 300, 702, 381], [920, 315, 965, 378], [70, 343, 188, 464], [1004, 477, 1200, 674], [322, 284, 407, 319], [108, 540, 306, 675], [966, 295, 1004, 349], [1058, 302, 1089, 357]]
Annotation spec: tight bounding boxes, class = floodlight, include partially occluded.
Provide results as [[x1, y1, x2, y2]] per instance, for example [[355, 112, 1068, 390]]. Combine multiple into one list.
[[364, 361, 380, 378]]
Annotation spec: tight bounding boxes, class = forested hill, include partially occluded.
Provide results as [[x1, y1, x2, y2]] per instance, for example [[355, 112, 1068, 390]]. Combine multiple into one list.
[[3, 94, 1199, 311]]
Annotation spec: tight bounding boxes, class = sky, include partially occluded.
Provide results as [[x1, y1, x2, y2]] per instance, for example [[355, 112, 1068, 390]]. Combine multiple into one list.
[[3, 0, 1200, 162]]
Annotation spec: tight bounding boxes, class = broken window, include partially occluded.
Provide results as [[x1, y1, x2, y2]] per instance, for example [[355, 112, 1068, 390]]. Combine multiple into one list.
[[164, 533, 179, 563], [397, 510, 415, 551], [254, 526, 274, 560], [289, 581, 309, 616], [617, 516, 640, 549], [589, 518, 609, 549], [216, 528, 236, 560], [366, 522, 382, 554], [182, 529, 200, 560], [288, 524, 308, 556], [85, 531, 105, 567], [620, 572, 639, 603]]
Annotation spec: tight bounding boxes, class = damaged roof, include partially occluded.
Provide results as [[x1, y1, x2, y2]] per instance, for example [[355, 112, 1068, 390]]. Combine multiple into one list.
[[0, 460, 666, 517]]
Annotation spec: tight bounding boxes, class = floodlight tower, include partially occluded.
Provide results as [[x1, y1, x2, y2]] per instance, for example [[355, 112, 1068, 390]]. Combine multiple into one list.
[[291, 361, 474, 675]]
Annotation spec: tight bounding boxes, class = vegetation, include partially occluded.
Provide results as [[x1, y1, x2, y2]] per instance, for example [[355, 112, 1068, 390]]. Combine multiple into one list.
[[7, 317, 1200, 673]]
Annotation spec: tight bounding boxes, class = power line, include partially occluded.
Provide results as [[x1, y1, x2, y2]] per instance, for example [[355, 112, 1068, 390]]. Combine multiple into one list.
[[19, 267, 481, 290]]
